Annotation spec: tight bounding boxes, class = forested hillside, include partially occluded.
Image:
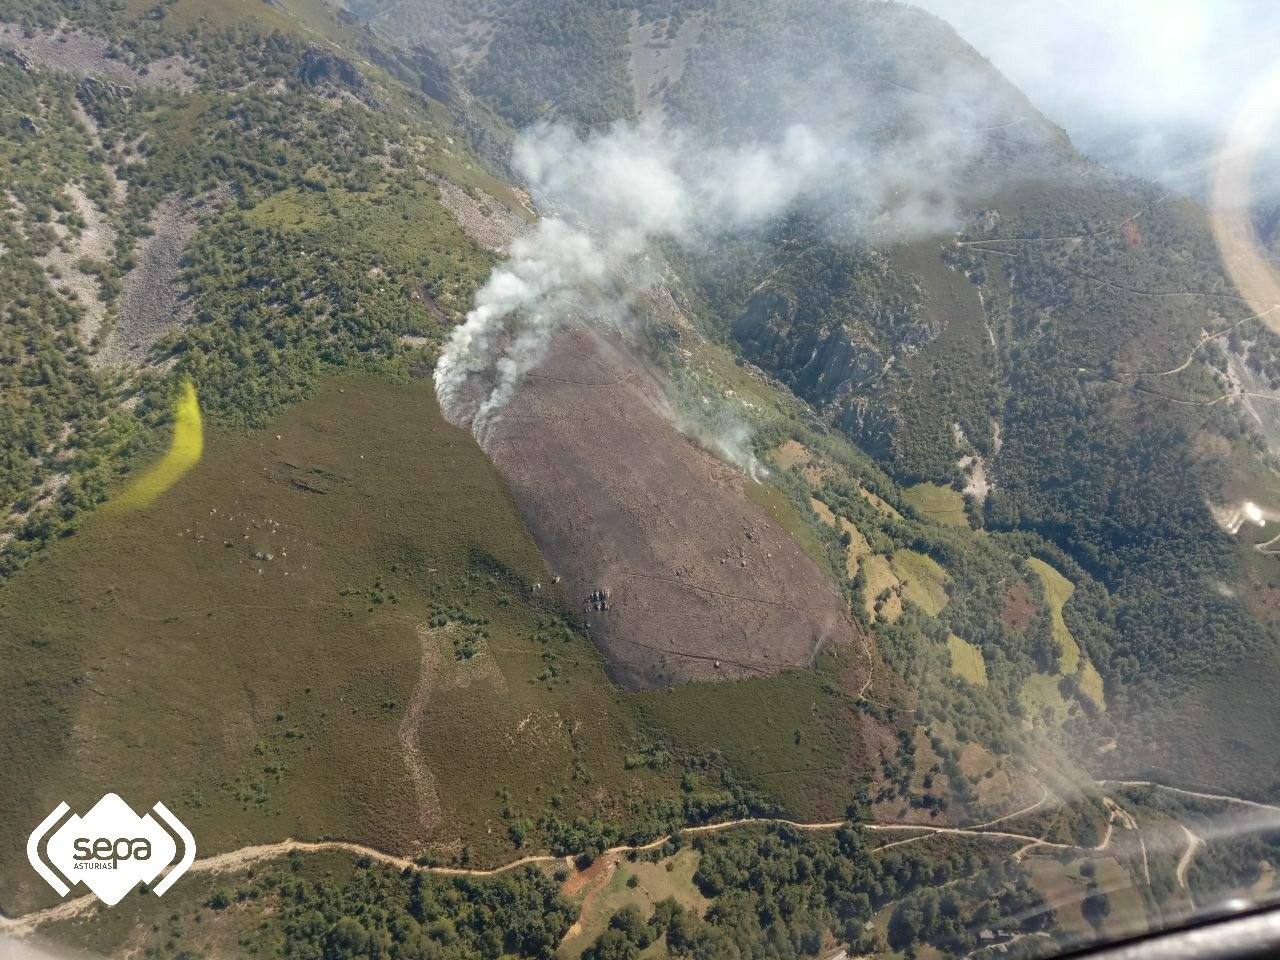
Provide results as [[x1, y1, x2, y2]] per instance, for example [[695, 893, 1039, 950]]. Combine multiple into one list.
[[0, 0, 517, 571], [2, 1, 1279, 957]]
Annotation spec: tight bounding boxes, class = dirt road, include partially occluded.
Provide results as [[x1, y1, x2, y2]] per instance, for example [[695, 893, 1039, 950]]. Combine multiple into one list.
[[4, 778, 1251, 936], [0, 808, 1074, 937], [1099, 780, 1280, 815], [1176, 825, 1204, 902]]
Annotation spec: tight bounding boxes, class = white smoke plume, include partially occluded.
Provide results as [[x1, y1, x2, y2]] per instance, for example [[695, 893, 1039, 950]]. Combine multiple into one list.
[[910, 0, 1280, 204], [1210, 498, 1275, 535], [435, 114, 986, 441], [676, 411, 770, 484]]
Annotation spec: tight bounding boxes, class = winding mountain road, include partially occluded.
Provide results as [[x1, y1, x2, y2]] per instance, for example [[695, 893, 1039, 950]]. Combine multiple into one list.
[[0, 811, 1075, 937], [5, 778, 1271, 937]]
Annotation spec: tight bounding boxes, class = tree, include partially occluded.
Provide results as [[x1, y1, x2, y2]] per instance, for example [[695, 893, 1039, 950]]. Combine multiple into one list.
[[324, 916, 371, 959]]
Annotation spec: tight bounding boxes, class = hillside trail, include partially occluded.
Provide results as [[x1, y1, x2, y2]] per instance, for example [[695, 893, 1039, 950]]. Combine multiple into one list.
[[6, 779, 1270, 936], [1098, 780, 1280, 815], [1122, 383, 1280, 408], [1117, 304, 1280, 379], [0, 812, 1070, 937], [953, 196, 1166, 247], [1176, 825, 1204, 904]]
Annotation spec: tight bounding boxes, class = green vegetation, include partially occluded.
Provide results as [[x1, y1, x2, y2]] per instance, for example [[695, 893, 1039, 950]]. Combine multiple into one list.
[[1027, 558, 1080, 674], [0, 376, 899, 918], [575, 826, 1055, 960], [45, 850, 574, 960], [743, 478, 829, 569], [903, 481, 969, 528], [950, 187, 1275, 739], [561, 849, 708, 957], [0, 377, 669, 914], [0, 0, 511, 571], [41, 826, 1068, 960], [893, 548, 949, 617], [1019, 673, 1070, 726], [4, 0, 1277, 955], [463, 1, 637, 129], [947, 633, 987, 686], [1025, 853, 1147, 946], [633, 648, 871, 821], [1023, 558, 1105, 714], [0, 62, 155, 571]]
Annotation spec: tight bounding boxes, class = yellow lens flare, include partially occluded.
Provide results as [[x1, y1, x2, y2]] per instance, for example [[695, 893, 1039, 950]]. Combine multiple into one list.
[[1210, 60, 1280, 330], [111, 380, 204, 512]]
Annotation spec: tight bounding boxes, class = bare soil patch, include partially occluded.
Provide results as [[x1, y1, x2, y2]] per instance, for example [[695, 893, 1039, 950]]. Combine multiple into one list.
[[483, 325, 853, 690], [400, 625, 448, 841], [627, 13, 704, 123], [39, 183, 115, 346], [1001, 580, 1035, 633]]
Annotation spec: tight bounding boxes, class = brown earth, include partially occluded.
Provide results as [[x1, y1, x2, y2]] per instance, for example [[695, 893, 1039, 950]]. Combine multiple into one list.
[[1001, 580, 1036, 633], [482, 324, 854, 690]]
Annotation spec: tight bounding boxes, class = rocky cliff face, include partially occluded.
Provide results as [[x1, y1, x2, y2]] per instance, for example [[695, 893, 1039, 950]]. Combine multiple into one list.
[[734, 289, 887, 401], [298, 45, 379, 105], [712, 233, 931, 463]]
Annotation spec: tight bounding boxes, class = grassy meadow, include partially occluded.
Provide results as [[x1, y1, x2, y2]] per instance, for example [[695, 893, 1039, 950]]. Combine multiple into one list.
[[0, 374, 889, 915], [1023, 558, 1106, 715], [0, 374, 675, 913]]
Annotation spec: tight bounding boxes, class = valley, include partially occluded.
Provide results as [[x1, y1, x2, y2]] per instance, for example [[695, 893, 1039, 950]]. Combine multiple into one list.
[[0, 0, 1278, 957]]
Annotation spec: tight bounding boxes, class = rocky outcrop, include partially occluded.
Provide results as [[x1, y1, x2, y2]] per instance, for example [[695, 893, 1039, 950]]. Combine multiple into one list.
[[99, 188, 231, 367], [298, 46, 380, 106], [363, 39, 460, 105], [433, 179, 527, 254], [0, 22, 197, 90], [734, 288, 886, 403], [406, 43, 459, 104]]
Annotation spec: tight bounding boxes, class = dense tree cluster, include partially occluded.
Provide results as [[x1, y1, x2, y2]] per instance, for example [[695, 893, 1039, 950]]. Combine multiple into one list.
[[213, 858, 574, 960], [578, 826, 1054, 960], [0, 2, 497, 570]]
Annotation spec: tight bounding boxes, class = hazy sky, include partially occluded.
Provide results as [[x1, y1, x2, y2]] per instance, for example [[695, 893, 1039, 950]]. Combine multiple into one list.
[[910, 0, 1280, 198]]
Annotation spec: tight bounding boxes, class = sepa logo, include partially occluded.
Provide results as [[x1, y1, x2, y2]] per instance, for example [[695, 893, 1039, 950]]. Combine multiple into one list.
[[27, 793, 195, 906]]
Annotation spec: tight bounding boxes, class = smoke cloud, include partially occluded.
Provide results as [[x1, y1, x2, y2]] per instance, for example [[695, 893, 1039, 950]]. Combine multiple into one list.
[[436, 112, 988, 440], [909, 0, 1280, 204]]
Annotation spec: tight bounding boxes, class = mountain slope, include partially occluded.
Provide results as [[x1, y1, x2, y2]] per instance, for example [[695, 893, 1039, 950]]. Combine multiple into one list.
[[357, 0, 1280, 791], [2, 0, 1279, 956]]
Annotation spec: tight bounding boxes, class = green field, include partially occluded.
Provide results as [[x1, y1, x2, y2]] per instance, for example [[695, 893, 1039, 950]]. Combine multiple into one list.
[[559, 849, 708, 958], [0, 373, 899, 915], [892, 549, 950, 617], [1023, 558, 1105, 713], [862, 554, 903, 623], [1025, 854, 1148, 947], [1019, 673, 1070, 725], [1027, 558, 1081, 673], [744, 478, 829, 568], [633, 647, 874, 821], [810, 496, 871, 577], [947, 634, 987, 686], [902, 482, 968, 527], [0, 375, 690, 913]]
